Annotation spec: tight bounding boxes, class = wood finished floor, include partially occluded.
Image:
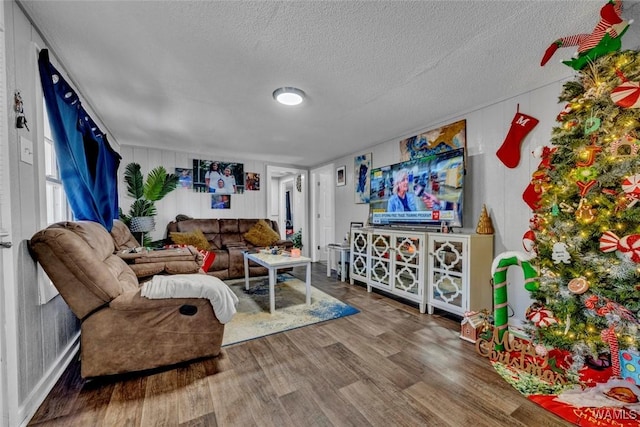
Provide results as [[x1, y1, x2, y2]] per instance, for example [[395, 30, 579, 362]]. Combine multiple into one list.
[[28, 263, 571, 427]]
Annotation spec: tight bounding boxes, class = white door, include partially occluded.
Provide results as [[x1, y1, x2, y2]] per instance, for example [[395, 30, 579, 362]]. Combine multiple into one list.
[[311, 165, 334, 262], [0, 5, 17, 423]]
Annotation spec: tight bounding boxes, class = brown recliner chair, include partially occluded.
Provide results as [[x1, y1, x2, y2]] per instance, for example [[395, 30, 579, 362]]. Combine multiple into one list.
[[29, 220, 225, 378]]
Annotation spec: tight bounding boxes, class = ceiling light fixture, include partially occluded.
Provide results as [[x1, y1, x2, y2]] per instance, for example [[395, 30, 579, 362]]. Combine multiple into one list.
[[273, 87, 305, 106]]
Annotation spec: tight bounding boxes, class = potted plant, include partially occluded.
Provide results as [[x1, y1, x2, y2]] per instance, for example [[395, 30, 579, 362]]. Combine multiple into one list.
[[290, 229, 302, 257], [119, 162, 179, 246]]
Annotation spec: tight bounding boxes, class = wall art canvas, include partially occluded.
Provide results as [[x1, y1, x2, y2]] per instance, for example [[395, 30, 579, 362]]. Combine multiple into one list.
[[336, 166, 346, 187], [193, 159, 244, 194], [211, 194, 231, 209], [354, 153, 371, 203], [175, 167, 193, 189], [399, 119, 466, 161], [245, 172, 260, 191]]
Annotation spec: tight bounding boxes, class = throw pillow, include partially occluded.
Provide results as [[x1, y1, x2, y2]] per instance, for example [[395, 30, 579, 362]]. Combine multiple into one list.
[[199, 249, 216, 272], [243, 219, 281, 247], [163, 243, 216, 272], [169, 229, 211, 251]]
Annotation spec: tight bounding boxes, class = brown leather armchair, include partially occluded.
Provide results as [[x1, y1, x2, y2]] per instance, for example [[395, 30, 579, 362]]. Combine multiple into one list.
[[29, 220, 226, 378]]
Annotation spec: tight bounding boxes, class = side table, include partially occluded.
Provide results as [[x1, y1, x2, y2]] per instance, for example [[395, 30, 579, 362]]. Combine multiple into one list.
[[326, 243, 350, 282]]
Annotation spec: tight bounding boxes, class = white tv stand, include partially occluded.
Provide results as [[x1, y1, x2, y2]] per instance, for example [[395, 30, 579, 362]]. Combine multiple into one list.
[[349, 227, 494, 316]]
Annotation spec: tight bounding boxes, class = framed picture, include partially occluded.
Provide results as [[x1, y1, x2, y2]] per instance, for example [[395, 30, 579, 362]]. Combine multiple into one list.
[[245, 172, 260, 190], [354, 153, 371, 203], [399, 119, 466, 161], [175, 167, 193, 189], [336, 166, 346, 186], [193, 159, 245, 193], [211, 194, 231, 209]]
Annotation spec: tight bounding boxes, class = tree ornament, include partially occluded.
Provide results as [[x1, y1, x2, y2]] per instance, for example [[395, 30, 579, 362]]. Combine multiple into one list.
[[522, 229, 537, 255], [611, 70, 640, 108], [610, 134, 640, 157], [532, 145, 557, 169], [622, 174, 640, 207], [576, 198, 597, 223], [535, 344, 549, 357], [559, 202, 575, 213], [552, 242, 571, 264], [556, 104, 573, 122], [584, 116, 601, 135], [601, 327, 621, 377], [523, 170, 549, 210], [526, 304, 559, 328], [576, 179, 598, 197], [576, 143, 602, 167], [600, 231, 640, 262], [567, 277, 590, 294], [522, 147, 556, 210], [496, 104, 539, 168], [564, 119, 579, 130]]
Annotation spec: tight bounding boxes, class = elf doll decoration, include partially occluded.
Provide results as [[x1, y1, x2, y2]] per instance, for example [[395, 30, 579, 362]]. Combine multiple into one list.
[[540, 0, 631, 70]]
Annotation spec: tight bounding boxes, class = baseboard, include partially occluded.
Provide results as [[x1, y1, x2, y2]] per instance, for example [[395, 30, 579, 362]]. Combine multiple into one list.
[[18, 332, 80, 427]]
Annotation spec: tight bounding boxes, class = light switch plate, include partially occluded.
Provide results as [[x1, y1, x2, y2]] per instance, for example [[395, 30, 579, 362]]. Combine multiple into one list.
[[20, 136, 33, 164]]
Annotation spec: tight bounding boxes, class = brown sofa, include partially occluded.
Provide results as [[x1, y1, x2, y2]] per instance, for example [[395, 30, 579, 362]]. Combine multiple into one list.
[[30, 221, 226, 378], [110, 219, 203, 280], [166, 218, 292, 280]]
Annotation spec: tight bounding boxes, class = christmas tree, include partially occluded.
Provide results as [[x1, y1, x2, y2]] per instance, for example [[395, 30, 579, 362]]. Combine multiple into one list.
[[526, 50, 640, 372]]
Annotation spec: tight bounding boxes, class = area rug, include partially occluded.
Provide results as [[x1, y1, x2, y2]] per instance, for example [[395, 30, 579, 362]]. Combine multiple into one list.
[[222, 274, 359, 346]]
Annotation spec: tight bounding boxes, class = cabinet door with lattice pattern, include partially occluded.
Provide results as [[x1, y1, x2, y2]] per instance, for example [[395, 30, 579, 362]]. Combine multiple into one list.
[[350, 228, 369, 283], [391, 234, 423, 298], [428, 235, 468, 315], [369, 231, 392, 290]]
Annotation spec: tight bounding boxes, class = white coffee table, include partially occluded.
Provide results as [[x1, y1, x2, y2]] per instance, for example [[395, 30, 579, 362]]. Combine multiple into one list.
[[243, 251, 312, 313]]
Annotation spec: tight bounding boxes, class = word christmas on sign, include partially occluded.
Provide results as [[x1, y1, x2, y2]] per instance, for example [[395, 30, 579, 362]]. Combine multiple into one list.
[[476, 328, 568, 385]]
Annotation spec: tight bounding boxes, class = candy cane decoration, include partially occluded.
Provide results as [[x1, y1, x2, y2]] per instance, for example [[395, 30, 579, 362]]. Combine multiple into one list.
[[622, 174, 640, 207], [491, 251, 539, 350], [600, 231, 640, 262], [601, 326, 621, 377]]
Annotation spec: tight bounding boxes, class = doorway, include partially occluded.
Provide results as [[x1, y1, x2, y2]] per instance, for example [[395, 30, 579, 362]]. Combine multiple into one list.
[[265, 165, 308, 254]]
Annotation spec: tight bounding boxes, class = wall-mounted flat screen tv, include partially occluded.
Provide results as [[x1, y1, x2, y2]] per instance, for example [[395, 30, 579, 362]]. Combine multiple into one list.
[[369, 148, 465, 227]]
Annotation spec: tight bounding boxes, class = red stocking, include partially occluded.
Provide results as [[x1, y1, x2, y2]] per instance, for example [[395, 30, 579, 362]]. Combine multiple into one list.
[[496, 106, 539, 168], [522, 170, 547, 210], [522, 182, 542, 210]]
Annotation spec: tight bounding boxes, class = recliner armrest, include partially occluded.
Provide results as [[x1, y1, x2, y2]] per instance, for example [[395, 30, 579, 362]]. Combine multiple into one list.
[[111, 289, 213, 311]]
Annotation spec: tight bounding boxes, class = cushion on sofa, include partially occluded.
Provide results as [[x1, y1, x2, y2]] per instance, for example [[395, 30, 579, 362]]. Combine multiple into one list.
[[243, 219, 281, 247], [170, 229, 211, 250]]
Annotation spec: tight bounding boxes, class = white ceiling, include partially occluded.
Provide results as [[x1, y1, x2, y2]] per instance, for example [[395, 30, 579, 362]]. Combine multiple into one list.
[[19, 0, 640, 167]]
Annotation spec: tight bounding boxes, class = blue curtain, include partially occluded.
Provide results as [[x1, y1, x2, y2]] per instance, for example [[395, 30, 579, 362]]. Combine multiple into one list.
[[38, 49, 121, 231]]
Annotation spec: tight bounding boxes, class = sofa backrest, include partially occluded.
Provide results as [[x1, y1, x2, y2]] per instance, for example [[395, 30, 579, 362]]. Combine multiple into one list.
[[30, 221, 139, 320], [166, 218, 281, 249], [110, 219, 141, 250]]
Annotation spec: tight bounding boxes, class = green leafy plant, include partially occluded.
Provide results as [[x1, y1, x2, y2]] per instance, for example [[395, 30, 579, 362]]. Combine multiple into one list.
[[119, 162, 179, 228], [291, 229, 303, 249]]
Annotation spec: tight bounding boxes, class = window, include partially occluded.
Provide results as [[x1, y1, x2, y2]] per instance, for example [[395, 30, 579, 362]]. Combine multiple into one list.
[[38, 95, 71, 304], [42, 98, 71, 224]]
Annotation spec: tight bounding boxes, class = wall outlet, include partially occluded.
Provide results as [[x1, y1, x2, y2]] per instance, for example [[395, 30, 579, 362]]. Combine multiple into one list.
[[20, 136, 33, 164]]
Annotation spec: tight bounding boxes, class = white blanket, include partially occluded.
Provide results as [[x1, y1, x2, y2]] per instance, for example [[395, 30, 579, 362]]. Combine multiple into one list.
[[141, 274, 239, 324]]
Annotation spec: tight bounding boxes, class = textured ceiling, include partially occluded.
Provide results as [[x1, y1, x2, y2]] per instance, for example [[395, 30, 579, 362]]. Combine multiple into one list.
[[19, 0, 640, 167]]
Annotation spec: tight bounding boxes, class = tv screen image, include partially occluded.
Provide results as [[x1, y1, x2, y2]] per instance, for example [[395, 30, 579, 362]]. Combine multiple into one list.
[[369, 148, 464, 227]]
